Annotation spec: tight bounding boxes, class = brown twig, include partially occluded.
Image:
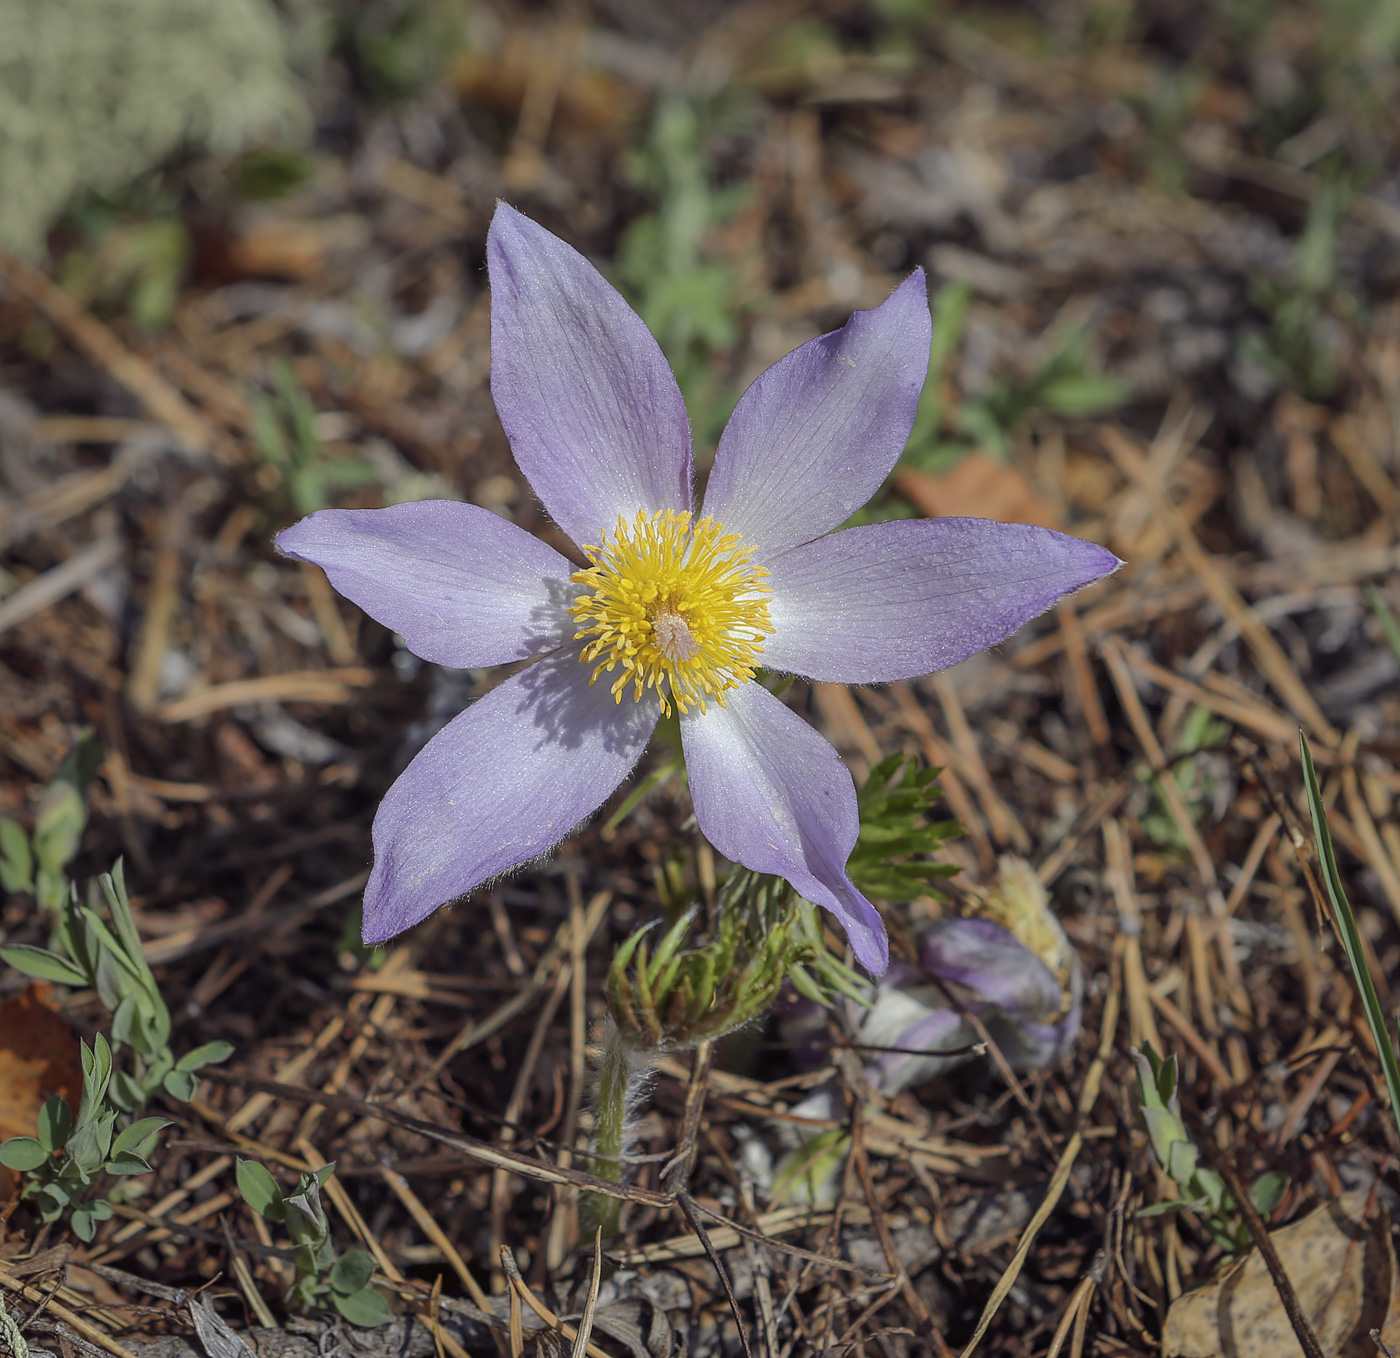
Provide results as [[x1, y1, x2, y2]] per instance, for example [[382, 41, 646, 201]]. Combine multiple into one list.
[[677, 1192, 754, 1358]]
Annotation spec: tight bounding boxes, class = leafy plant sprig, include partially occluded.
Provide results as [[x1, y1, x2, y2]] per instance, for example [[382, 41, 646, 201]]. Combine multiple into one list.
[[954, 320, 1130, 460], [0, 861, 232, 1108], [0, 728, 102, 913], [253, 359, 381, 515], [588, 755, 958, 1235], [1134, 1041, 1286, 1254], [607, 877, 865, 1054], [0, 860, 233, 1238], [614, 94, 752, 453], [236, 1161, 391, 1327], [0, 1034, 169, 1240], [848, 754, 961, 904], [590, 872, 868, 1237]]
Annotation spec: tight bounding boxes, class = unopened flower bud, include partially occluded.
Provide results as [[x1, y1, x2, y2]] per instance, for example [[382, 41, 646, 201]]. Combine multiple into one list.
[[785, 857, 1082, 1097], [776, 859, 1083, 1202]]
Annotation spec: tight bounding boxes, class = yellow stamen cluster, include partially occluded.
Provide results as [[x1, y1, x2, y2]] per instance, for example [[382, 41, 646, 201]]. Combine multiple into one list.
[[569, 509, 772, 716]]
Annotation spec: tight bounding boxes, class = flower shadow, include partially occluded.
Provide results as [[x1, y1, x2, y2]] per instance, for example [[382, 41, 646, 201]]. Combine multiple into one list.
[[512, 578, 659, 760]]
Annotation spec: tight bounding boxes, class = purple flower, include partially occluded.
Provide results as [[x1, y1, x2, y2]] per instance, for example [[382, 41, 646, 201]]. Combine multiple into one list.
[[783, 859, 1082, 1110], [776, 865, 1082, 1204], [276, 205, 1119, 975], [874, 913, 1083, 1090]]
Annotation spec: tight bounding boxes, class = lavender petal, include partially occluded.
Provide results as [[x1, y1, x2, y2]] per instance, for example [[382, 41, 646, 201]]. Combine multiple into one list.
[[680, 681, 888, 974], [991, 950, 1084, 1071], [487, 204, 692, 546], [761, 518, 1122, 682], [277, 502, 574, 667], [919, 917, 1063, 1018], [363, 650, 658, 943], [865, 1002, 975, 1096], [701, 272, 930, 557]]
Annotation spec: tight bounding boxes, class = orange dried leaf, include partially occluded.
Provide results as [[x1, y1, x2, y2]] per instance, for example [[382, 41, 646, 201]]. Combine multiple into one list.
[[0, 985, 83, 1200], [895, 454, 1061, 528]]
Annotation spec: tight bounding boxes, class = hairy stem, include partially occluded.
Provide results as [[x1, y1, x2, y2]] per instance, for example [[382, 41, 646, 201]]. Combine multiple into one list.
[[582, 1022, 643, 1239]]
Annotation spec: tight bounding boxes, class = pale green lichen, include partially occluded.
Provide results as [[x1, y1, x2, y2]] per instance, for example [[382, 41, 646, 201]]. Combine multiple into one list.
[[0, 0, 308, 256]]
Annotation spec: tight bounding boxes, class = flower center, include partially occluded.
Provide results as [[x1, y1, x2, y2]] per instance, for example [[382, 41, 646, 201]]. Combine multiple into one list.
[[569, 509, 772, 716]]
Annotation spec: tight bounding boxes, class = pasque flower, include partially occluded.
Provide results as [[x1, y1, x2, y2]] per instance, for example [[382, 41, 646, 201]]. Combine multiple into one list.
[[782, 856, 1082, 1095], [277, 205, 1119, 975], [775, 859, 1081, 1203], [860, 857, 1083, 1092]]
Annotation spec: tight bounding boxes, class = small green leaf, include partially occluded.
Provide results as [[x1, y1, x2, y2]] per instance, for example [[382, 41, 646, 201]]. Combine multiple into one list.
[[330, 1249, 375, 1294], [1157, 1051, 1178, 1106], [33, 783, 86, 878], [1195, 1166, 1228, 1212], [0, 819, 34, 893], [38, 1181, 70, 1209], [93, 1032, 113, 1081], [144, 1048, 173, 1084], [0, 944, 88, 987], [93, 937, 130, 1012], [1250, 1170, 1288, 1216], [67, 1110, 116, 1173], [175, 1041, 234, 1073], [314, 1163, 335, 1187], [56, 894, 93, 979], [111, 994, 139, 1049], [1166, 1138, 1199, 1187], [108, 1069, 146, 1112], [78, 1035, 113, 1117], [0, 1137, 49, 1171], [71, 1208, 97, 1242], [100, 860, 146, 969], [236, 1159, 286, 1220], [111, 1117, 169, 1162], [786, 962, 829, 1007], [37, 1097, 74, 1153], [1041, 372, 1132, 417], [106, 1152, 153, 1175], [331, 1287, 392, 1328], [283, 1193, 326, 1243], [162, 1069, 198, 1102], [1142, 1105, 1181, 1167]]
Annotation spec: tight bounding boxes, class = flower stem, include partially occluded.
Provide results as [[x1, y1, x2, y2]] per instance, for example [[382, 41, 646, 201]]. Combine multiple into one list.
[[582, 1021, 642, 1239]]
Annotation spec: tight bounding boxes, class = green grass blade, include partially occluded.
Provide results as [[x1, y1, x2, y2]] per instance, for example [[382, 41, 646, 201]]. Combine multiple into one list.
[[603, 757, 679, 832], [1300, 731, 1400, 1145], [1367, 585, 1400, 667]]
